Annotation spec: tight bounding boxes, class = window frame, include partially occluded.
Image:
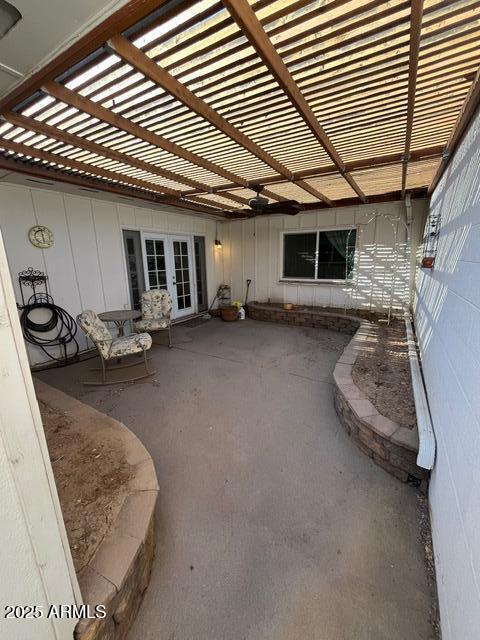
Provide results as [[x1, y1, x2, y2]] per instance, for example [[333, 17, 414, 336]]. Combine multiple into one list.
[[279, 227, 357, 284]]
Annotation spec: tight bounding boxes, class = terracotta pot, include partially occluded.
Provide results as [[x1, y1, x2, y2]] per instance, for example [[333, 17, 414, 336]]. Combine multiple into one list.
[[209, 308, 221, 317], [421, 256, 435, 268], [221, 306, 239, 322]]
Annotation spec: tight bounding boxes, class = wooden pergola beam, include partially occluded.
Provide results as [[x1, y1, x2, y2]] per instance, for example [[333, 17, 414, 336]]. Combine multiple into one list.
[[1, 111, 250, 207], [0, 138, 181, 195], [0, 142, 228, 216], [42, 81, 284, 202], [108, 34, 333, 207], [221, 0, 367, 203], [0, 156, 226, 216], [226, 188, 429, 218], [401, 0, 424, 197], [109, 34, 292, 179], [181, 146, 444, 196], [0, 137, 234, 213], [428, 67, 480, 195]]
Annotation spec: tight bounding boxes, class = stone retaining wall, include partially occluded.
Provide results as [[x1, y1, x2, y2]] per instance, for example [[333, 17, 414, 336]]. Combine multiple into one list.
[[34, 380, 159, 640], [248, 301, 361, 334], [332, 323, 429, 488], [248, 302, 428, 487]]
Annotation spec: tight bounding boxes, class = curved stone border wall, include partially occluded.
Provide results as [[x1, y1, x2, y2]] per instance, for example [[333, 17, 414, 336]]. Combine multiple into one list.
[[248, 302, 428, 487], [332, 322, 429, 487], [248, 301, 362, 334], [34, 380, 158, 640]]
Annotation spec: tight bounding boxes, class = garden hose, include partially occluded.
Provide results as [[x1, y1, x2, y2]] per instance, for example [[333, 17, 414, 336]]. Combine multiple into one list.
[[19, 297, 79, 364]]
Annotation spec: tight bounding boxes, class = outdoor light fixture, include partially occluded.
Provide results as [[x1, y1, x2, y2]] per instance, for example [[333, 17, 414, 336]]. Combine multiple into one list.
[[215, 222, 222, 248]]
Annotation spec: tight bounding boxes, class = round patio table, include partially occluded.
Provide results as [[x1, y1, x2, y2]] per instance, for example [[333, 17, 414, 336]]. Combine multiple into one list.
[[98, 309, 141, 337]]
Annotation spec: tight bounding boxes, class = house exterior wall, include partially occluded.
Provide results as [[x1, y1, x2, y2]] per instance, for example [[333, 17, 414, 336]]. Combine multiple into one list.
[[0, 182, 222, 365], [0, 230, 80, 640], [222, 200, 428, 313], [414, 109, 480, 640]]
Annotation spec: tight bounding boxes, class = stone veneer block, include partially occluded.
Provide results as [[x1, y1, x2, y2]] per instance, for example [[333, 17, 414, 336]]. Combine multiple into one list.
[[114, 491, 158, 543], [337, 384, 364, 399], [128, 459, 160, 491], [76, 566, 117, 610], [391, 426, 420, 452], [364, 414, 399, 439], [338, 351, 357, 365], [89, 531, 140, 591], [348, 397, 379, 419]]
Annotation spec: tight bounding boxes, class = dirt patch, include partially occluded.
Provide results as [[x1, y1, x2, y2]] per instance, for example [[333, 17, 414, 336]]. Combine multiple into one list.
[[40, 401, 132, 572], [418, 494, 441, 639], [352, 320, 416, 429]]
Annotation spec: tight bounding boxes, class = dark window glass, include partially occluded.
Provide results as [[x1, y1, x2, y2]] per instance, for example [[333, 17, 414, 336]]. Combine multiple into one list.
[[283, 229, 356, 281], [317, 229, 356, 280], [283, 233, 316, 278]]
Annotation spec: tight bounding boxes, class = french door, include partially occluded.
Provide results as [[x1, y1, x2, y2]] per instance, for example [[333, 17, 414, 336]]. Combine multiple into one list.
[[141, 233, 196, 319]]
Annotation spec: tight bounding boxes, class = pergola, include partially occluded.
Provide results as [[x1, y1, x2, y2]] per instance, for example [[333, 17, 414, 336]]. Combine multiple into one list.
[[0, 0, 478, 217]]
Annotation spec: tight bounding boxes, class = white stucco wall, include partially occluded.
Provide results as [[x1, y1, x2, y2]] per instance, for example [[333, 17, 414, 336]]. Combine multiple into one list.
[[414, 108, 480, 640], [222, 200, 428, 314], [0, 182, 223, 365]]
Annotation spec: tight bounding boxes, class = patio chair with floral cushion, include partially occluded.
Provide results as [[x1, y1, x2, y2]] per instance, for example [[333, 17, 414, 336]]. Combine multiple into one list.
[[134, 289, 173, 348], [77, 310, 154, 385]]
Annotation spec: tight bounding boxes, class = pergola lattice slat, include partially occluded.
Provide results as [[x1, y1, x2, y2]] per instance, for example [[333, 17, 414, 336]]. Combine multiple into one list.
[[221, 0, 367, 203], [108, 34, 334, 207], [0, 0, 475, 214], [42, 82, 261, 196]]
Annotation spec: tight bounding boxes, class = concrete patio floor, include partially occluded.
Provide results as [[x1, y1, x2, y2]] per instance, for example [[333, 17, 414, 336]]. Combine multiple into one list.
[[37, 318, 433, 640]]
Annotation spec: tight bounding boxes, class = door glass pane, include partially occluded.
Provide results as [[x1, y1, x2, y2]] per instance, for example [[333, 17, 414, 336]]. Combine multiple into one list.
[[145, 238, 166, 291], [172, 239, 192, 312]]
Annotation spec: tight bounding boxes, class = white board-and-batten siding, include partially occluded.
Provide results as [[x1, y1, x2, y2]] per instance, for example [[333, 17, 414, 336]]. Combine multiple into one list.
[[222, 200, 428, 313], [0, 183, 222, 365]]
